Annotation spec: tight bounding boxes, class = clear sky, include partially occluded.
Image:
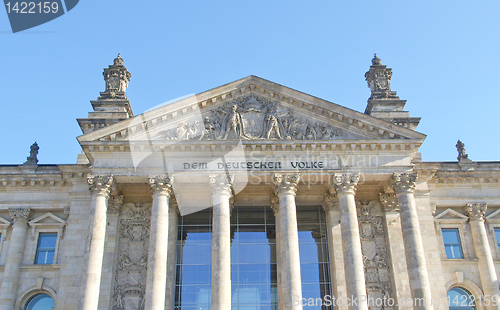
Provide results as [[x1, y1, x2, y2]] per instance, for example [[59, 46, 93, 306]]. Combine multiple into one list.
[[1, 1, 499, 164]]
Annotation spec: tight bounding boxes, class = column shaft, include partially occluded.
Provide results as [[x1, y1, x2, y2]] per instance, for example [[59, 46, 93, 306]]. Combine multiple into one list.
[[391, 173, 433, 310], [80, 175, 114, 310], [165, 200, 179, 310], [210, 174, 233, 310], [0, 209, 31, 310], [332, 173, 367, 310], [273, 173, 302, 310], [323, 196, 349, 310], [271, 195, 284, 310], [465, 203, 500, 310]]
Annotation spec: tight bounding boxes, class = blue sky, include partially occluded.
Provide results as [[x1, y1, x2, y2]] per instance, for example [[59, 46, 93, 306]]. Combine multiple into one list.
[[1, 1, 499, 164]]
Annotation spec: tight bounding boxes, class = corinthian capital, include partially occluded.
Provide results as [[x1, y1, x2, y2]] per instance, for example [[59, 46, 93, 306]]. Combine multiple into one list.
[[209, 174, 234, 196], [87, 175, 115, 197], [332, 173, 360, 195], [9, 208, 32, 225], [149, 175, 174, 197], [272, 173, 300, 197], [322, 194, 339, 212], [390, 173, 417, 194], [108, 195, 125, 214], [464, 203, 487, 221], [379, 193, 399, 212]]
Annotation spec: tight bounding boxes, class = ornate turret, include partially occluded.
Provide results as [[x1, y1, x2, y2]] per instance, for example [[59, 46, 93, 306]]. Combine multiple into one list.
[[77, 54, 134, 135], [364, 54, 420, 130]]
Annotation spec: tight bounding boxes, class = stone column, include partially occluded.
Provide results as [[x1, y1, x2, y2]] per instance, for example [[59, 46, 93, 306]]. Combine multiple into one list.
[[80, 175, 115, 310], [464, 203, 500, 310], [272, 173, 302, 310], [209, 174, 234, 310], [379, 194, 412, 310], [270, 194, 284, 310], [331, 173, 368, 310], [165, 197, 179, 310], [144, 175, 174, 310], [322, 195, 349, 310], [0, 208, 32, 309], [390, 173, 433, 310]]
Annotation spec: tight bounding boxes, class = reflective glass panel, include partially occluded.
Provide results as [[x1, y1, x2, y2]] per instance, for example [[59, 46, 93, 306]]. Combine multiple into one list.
[[35, 233, 57, 264], [448, 287, 475, 310], [495, 228, 500, 253], [442, 229, 463, 259], [25, 294, 55, 310]]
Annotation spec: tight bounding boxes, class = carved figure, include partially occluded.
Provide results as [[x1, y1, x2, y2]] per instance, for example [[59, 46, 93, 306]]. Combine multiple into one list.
[[24, 142, 39, 165], [456, 140, 469, 161], [201, 117, 216, 140], [305, 124, 317, 140], [220, 104, 247, 139]]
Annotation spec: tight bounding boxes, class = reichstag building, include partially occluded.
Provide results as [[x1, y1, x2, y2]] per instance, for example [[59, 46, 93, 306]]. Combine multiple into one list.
[[0, 54, 499, 310]]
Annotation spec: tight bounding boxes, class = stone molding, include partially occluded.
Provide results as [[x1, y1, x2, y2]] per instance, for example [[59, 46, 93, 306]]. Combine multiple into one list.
[[87, 174, 115, 197], [272, 173, 300, 197], [209, 174, 234, 196], [331, 173, 360, 195], [9, 208, 32, 225], [322, 194, 339, 212], [390, 172, 417, 194], [379, 193, 399, 212], [464, 203, 487, 222], [148, 175, 174, 197]]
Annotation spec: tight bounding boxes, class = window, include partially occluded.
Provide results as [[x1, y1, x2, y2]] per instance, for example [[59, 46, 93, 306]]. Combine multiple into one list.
[[35, 233, 57, 264], [442, 229, 463, 259], [448, 287, 474, 310], [25, 293, 55, 310], [494, 228, 500, 253]]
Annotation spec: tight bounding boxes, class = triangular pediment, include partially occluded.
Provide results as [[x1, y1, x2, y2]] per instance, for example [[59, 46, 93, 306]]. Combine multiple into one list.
[[434, 208, 468, 221], [29, 212, 66, 226], [78, 76, 425, 147]]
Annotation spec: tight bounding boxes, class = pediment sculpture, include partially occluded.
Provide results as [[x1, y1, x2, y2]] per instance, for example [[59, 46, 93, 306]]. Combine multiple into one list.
[[154, 95, 342, 141]]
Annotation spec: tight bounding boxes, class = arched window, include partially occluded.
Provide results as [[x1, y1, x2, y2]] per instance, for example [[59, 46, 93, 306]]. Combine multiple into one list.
[[448, 287, 475, 310], [25, 294, 55, 310]]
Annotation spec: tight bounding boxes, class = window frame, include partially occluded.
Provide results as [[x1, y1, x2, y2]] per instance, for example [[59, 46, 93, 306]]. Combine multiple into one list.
[[485, 209, 500, 259], [28, 212, 66, 265], [434, 208, 469, 260], [441, 228, 464, 259], [0, 216, 10, 255]]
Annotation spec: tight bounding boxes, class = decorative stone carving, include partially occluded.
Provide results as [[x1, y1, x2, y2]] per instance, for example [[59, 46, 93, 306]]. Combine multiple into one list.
[[331, 173, 360, 195], [390, 172, 417, 194], [270, 194, 279, 215], [154, 95, 343, 141], [464, 203, 487, 221], [108, 195, 125, 214], [148, 175, 173, 197], [322, 194, 338, 212], [357, 201, 393, 309], [209, 174, 234, 196], [365, 54, 397, 100], [113, 203, 151, 310], [23, 142, 39, 166], [9, 208, 32, 225], [63, 206, 70, 220], [456, 140, 469, 161], [87, 174, 115, 197], [100, 54, 131, 100], [379, 193, 399, 212], [272, 173, 300, 197]]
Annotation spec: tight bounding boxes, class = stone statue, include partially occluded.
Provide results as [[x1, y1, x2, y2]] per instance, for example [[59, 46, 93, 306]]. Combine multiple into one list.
[[262, 108, 287, 139], [220, 104, 248, 139], [456, 140, 469, 161], [23, 142, 39, 165]]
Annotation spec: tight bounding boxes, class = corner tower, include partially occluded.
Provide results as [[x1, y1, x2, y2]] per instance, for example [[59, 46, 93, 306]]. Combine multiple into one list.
[[77, 54, 134, 134], [364, 54, 420, 130]]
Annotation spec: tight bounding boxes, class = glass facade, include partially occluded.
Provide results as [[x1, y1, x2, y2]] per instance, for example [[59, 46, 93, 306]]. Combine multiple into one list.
[[25, 294, 55, 310], [494, 228, 500, 253], [442, 228, 463, 259], [174, 206, 331, 310]]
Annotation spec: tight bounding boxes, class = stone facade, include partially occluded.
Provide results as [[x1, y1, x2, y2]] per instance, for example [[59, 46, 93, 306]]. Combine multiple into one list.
[[1, 55, 499, 310]]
